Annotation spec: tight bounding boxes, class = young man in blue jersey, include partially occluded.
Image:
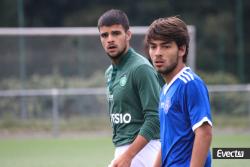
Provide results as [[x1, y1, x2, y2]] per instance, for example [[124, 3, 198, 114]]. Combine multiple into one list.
[[145, 16, 213, 167], [97, 9, 161, 167]]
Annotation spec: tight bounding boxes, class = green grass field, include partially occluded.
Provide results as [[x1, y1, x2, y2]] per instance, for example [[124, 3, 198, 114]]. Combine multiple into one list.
[[0, 134, 249, 167], [0, 136, 114, 167]]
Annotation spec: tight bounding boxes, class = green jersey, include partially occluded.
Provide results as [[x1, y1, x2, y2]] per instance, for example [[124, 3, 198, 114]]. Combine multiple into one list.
[[105, 48, 161, 147]]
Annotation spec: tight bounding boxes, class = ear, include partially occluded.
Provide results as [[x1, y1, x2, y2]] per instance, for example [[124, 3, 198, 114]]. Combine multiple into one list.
[[178, 45, 186, 57], [126, 30, 132, 41]]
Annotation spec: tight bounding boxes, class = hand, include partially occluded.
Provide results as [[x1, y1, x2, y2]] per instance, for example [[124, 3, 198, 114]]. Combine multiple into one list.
[[109, 152, 133, 167], [109, 135, 148, 167], [153, 149, 161, 167]]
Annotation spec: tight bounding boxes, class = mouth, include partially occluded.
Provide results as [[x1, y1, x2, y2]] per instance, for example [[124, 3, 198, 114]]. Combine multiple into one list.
[[107, 45, 117, 51], [154, 60, 165, 68]]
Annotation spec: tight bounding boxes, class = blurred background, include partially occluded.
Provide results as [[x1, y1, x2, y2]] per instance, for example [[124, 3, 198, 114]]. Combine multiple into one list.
[[0, 0, 249, 167]]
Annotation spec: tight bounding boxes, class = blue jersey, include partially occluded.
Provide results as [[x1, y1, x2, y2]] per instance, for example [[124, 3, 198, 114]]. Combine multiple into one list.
[[159, 67, 212, 167]]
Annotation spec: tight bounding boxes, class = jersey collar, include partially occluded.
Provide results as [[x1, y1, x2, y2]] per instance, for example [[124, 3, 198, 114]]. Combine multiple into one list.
[[112, 48, 133, 69], [163, 66, 191, 95]]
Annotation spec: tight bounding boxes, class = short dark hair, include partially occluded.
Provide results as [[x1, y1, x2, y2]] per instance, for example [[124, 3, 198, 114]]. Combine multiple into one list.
[[97, 9, 130, 31], [145, 16, 190, 62]]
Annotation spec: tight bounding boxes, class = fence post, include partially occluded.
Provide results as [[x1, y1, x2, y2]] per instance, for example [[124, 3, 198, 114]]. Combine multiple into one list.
[[248, 85, 250, 127], [52, 89, 59, 137]]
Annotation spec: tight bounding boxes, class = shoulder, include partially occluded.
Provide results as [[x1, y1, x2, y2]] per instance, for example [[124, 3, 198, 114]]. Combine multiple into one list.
[[178, 68, 195, 84], [129, 49, 152, 67], [131, 63, 158, 83], [135, 63, 155, 73], [126, 49, 158, 78], [131, 55, 155, 73], [173, 68, 207, 92], [176, 68, 203, 85], [178, 68, 208, 95]]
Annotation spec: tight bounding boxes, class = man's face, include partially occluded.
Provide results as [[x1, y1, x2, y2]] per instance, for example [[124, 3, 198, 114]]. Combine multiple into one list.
[[99, 24, 131, 60], [148, 40, 185, 75]]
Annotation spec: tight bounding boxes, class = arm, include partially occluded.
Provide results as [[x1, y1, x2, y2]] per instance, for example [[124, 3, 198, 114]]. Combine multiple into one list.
[[111, 65, 161, 167], [185, 80, 212, 167], [135, 65, 161, 141], [153, 147, 162, 167], [190, 122, 212, 167], [110, 135, 148, 167]]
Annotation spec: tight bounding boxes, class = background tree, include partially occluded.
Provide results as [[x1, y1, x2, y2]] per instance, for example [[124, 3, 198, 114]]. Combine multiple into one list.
[[0, 0, 249, 82]]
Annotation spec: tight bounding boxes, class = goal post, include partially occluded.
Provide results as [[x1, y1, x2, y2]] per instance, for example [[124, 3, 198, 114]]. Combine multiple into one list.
[[0, 26, 196, 70], [0, 26, 196, 137]]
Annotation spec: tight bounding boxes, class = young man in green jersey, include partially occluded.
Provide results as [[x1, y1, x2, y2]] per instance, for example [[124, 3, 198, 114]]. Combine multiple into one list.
[[98, 9, 161, 167]]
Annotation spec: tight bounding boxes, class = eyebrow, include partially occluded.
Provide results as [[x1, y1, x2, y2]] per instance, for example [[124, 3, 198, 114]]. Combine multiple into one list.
[[161, 41, 172, 45], [149, 41, 171, 45], [100, 32, 108, 35]]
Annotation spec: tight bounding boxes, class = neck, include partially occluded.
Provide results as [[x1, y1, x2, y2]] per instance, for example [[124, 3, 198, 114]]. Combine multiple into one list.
[[163, 63, 185, 84], [112, 46, 130, 65]]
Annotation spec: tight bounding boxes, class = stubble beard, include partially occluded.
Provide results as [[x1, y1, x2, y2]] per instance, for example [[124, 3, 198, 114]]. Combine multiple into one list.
[[107, 45, 127, 62], [158, 55, 178, 75]]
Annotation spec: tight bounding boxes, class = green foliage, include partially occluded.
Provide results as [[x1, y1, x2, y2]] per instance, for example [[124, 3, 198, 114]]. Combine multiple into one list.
[[197, 71, 247, 117], [197, 70, 239, 85], [0, 70, 105, 89], [210, 91, 249, 116], [0, 0, 250, 82], [0, 72, 106, 120]]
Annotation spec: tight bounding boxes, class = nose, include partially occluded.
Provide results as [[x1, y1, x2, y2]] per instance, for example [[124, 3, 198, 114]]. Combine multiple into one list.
[[154, 47, 162, 57], [107, 35, 114, 43]]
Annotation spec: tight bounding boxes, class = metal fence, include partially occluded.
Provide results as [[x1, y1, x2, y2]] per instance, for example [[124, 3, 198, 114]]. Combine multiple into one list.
[[0, 85, 250, 136], [1, 27, 249, 137]]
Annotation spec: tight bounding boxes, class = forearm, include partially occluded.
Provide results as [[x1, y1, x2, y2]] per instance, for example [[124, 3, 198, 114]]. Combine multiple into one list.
[[139, 111, 160, 141], [153, 148, 162, 167], [123, 135, 148, 159], [110, 135, 151, 167], [190, 123, 212, 167], [110, 135, 150, 167], [112, 113, 159, 166]]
